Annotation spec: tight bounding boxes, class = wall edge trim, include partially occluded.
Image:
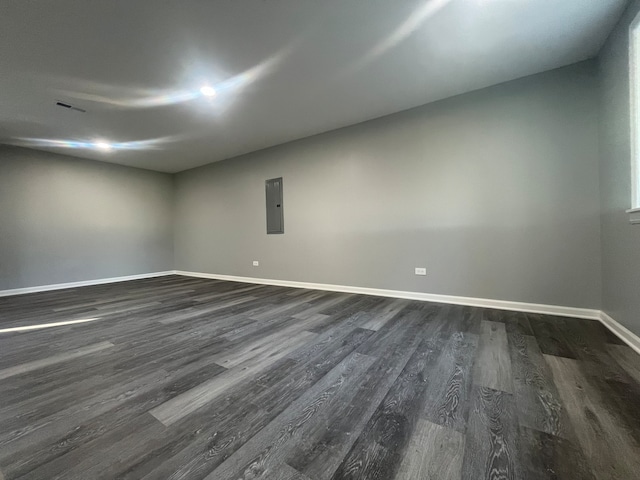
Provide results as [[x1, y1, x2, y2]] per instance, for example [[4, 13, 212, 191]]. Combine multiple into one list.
[[0, 271, 176, 297], [599, 311, 640, 355], [3, 270, 638, 355], [174, 270, 601, 320]]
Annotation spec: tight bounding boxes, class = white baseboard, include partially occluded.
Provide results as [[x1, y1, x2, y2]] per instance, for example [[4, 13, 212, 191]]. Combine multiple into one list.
[[178, 270, 640, 352], [174, 270, 601, 320], [0, 271, 176, 297], [4, 269, 637, 355], [599, 311, 640, 355]]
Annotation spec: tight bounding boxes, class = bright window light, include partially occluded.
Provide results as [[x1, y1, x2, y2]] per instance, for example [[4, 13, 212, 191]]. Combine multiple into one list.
[[630, 11, 640, 210]]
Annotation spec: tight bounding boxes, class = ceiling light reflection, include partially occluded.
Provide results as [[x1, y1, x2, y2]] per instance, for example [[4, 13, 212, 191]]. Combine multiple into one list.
[[56, 86, 201, 109], [13, 135, 185, 152], [199, 85, 216, 97], [95, 141, 113, 152], [50, 42, 293, 112], [348, 0, 452, 74]]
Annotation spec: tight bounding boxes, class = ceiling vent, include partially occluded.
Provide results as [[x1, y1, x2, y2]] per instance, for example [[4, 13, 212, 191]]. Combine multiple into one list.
[[56, 101, 86, 113]]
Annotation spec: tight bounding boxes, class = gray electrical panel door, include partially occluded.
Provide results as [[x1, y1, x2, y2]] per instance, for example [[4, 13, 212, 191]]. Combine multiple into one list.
[[265, 177, 284, 234]]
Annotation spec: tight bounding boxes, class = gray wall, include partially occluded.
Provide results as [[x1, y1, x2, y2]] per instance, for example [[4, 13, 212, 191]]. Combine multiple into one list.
[[0, 145, 174, 289], [598, 1, 640, 335], [174, 62, 602, 309]]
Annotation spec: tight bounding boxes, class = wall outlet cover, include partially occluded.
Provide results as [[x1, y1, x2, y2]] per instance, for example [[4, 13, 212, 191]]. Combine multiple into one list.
[[415, 267, 426, 276], [253, 261, 259, 266]]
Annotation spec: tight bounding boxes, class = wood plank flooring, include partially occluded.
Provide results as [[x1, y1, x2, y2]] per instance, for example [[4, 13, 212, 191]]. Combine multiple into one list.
[[0, 275, 638, 480]]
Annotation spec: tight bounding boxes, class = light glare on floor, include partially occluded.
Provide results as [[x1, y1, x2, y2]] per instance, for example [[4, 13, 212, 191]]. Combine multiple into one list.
[[0, 317, 100, 333]]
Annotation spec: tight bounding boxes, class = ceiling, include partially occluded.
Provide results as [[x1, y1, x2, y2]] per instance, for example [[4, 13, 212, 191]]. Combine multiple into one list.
[[0, 0, 628, 173]]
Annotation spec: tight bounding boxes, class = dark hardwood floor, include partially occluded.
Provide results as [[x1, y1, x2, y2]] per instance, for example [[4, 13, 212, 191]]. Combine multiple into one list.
[[0, 275, 638, 480]]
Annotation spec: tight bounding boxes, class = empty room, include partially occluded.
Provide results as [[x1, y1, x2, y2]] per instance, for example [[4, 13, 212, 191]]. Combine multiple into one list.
[[1, 1, 640, 479]]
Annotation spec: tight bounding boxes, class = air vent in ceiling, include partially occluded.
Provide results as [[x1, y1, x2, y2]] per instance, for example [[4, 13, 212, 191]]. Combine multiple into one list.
[[56, 101, 86, 113]]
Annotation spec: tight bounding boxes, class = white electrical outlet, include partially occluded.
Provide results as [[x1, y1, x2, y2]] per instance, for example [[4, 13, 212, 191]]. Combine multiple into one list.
[[252, 261, 259, 267], [415, 267, 426, 276]]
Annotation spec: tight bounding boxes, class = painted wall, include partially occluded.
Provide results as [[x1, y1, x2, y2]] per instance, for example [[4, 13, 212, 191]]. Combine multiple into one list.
[[174, 62, 602, 309], [0, 146, 174, 289], [598, 0, 640, 336]]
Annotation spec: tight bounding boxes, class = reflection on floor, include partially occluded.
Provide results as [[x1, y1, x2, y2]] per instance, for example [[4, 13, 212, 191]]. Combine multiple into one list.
[[0, 275, 638, 479]]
